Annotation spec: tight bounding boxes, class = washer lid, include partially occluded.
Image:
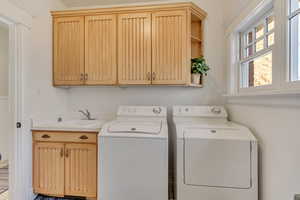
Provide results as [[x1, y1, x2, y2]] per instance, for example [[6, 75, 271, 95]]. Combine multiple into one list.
[[184, 127, 254, 141], [108, 121, 162, 135], [184, 129, 252, 189]]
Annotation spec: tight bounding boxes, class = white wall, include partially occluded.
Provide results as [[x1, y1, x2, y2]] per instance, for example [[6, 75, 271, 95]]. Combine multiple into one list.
[[0, 97, 9, 161], [227, 101, 300, 200], [66, 0, 226, 118], [0, 24, 9, 97], [22, 0, 68, 121], [224, 0, 300, 200], [0, 24, 9, 161], [64, 0, 227, 174], [223, 0, 252, 27]]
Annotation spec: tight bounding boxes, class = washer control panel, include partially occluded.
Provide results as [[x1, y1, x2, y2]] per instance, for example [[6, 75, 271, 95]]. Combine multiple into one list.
[[173, 106, 227, 118], [118, 106, 167, 117]]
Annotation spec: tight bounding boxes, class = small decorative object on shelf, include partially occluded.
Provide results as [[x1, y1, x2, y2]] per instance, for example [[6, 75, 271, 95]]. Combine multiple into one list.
[[191, 56, 210, 85]]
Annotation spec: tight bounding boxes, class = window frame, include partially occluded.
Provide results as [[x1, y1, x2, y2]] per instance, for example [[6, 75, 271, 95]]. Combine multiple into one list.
[[238, 8, 276, 93], [240, 12, 275, 64], [287, 0, 300, 84], [226, 0, 300, 96]]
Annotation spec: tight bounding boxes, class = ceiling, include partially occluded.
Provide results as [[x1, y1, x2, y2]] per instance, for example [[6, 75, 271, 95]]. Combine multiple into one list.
[[61, 0, 174, 8]]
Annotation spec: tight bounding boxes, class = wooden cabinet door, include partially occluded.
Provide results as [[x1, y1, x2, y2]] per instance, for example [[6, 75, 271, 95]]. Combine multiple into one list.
[[65, 144, 97, 198], [152, 10, 188, 85], [53, 17, 85, 86], [33, 143, 65, 196], [118, 13, 152, 85], [85, 15, 117, 85]]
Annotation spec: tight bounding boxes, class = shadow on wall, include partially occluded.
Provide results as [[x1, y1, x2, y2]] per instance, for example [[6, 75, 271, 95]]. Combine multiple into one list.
[[0, 22, 9, 163], [65, 73, 226, 119]]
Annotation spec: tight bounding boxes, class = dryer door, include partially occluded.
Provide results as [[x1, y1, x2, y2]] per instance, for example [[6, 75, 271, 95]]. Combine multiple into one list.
[[184, 128, 252, 189]]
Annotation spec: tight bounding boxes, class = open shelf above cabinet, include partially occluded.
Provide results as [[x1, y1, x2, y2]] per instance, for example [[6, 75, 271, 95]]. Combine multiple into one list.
[[190, 12, 204, 60]]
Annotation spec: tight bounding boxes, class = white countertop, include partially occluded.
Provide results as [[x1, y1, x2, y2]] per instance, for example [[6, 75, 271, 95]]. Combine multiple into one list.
[[31, 119, 108, 132]]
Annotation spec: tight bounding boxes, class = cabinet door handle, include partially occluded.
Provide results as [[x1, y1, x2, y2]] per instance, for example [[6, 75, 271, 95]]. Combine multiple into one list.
[[60, 148, 64, 158], [79, 135, 88, 140], [146, 72, 151, 81], [41, 134, 50, 139], [65, 149, 69, 158], [85, 73, 88, 81], [80, 73, 84, 81], [152, 72, 156, 81]]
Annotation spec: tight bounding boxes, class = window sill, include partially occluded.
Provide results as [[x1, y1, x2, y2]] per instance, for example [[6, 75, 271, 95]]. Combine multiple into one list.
[[224, 88, 300, 98]]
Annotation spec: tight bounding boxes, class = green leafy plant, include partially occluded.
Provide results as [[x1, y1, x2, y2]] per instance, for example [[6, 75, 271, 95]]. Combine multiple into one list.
[[191, 57, 210, 75]]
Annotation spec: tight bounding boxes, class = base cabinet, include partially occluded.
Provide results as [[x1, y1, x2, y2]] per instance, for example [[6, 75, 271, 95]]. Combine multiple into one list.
[[33, 143, 65, 197], [65, 144, 97, 197], [32, 131, 97, 199]]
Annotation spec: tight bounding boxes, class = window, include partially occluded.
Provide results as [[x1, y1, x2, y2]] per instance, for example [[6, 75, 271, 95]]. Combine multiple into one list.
[[239, 11, 275, 88], [289, 0, 300, 82]]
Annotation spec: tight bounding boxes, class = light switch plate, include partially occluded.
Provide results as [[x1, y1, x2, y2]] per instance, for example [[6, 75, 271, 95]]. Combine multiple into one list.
[[295, 194, 300, 200]]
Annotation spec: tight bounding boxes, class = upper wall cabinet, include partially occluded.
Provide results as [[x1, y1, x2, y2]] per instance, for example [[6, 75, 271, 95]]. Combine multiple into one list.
[[152, 10, 187, 85], [118, 13, 152, 85], [53, 17, 85, 86], [85, 15, 117, 85], [51, 2, 207, 87]]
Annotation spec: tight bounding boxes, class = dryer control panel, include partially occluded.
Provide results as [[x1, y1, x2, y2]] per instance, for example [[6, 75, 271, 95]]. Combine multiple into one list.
[[118, 106, 167, 117], [173, 106, 228, 118]]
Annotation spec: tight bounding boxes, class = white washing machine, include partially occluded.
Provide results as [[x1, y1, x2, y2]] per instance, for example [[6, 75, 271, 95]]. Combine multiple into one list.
[[171, 106, 258, 200], [99, 106, 168, 200]]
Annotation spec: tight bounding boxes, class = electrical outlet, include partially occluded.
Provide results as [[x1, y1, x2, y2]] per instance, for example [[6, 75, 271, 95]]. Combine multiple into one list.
[[295, 194, 300, 200]]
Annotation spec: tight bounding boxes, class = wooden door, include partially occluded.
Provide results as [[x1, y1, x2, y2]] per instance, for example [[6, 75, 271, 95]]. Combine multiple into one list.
[[65, 144, 97, 198], [152, 10, 188, 84], [118, 13, 152, 85], [85, 15, 117, 85], [53, 17, 85, 86], [33, 143, 65, 196]]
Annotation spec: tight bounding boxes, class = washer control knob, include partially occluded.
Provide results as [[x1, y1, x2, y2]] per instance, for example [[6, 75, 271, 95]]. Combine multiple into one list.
[[153, 107, 162, 114], [211, 107, 222, 114]]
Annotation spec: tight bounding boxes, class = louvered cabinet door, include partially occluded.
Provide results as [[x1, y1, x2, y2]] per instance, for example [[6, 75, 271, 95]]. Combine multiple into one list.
[[118, 13, 152, 85], [152, 10, 188, 85], [85, 15, 117, 85], [65, 144, 97, 198], [53, 17, 85, 86], [33, 143, 65, 197]]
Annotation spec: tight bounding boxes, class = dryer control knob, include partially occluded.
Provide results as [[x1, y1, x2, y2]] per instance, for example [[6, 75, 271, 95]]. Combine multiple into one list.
[[153, 107, 162, 114], [211, 107, 221, 114]]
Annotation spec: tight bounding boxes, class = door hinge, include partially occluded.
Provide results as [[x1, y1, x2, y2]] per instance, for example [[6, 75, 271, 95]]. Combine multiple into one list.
[[16, 122, 22, 129]]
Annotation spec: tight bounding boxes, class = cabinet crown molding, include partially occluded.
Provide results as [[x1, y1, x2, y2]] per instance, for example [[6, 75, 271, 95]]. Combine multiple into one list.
[[51, 2, 207, 18]]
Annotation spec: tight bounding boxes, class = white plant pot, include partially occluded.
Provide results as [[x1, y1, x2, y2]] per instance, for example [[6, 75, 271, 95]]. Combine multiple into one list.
[[191, 74, 201, 85]]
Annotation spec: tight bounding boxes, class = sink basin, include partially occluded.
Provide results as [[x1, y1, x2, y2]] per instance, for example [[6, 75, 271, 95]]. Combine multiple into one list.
[[33, 119, 106, 131], [56, 120, 103, 128], [63, 120, 100, 127]]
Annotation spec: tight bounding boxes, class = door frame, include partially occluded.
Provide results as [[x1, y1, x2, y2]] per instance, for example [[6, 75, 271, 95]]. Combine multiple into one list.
[[0, 3, 32, 199], [0, 18, 22, 200]]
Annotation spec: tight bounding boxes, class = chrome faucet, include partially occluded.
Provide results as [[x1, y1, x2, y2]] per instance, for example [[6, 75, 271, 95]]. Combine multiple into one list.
[[78, 109, 95, 120]]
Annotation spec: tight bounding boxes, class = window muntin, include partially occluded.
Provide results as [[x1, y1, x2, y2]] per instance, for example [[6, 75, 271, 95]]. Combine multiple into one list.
[[290, 0, 300, 14], [267, 16, 275, 31], [241, 52, 273, 88], [240, 12, 274, 88], [289, 0, 300, 81]]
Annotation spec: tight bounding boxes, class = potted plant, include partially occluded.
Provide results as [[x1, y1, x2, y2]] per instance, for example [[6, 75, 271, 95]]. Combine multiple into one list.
[[191, 57, 210, 85]]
